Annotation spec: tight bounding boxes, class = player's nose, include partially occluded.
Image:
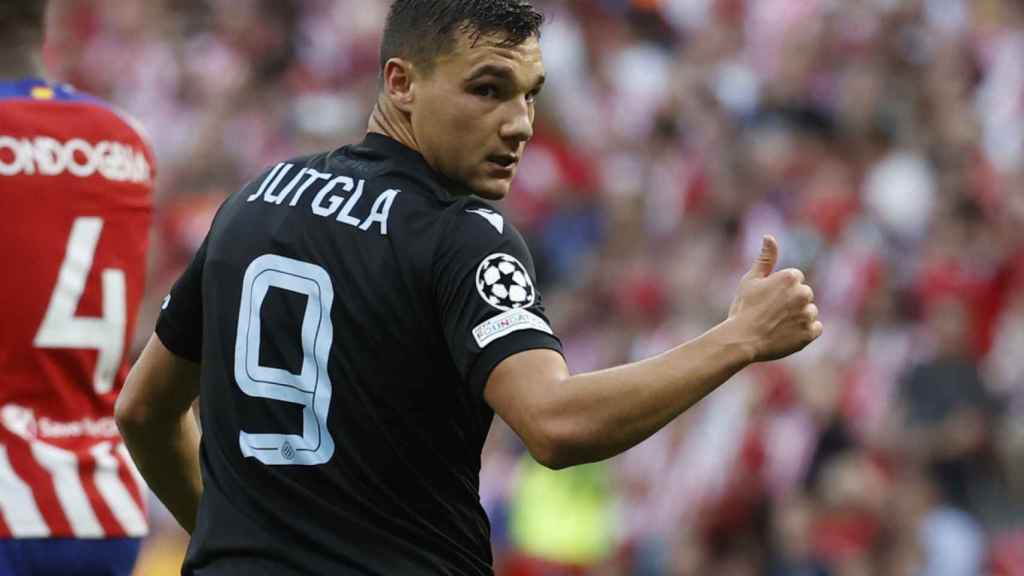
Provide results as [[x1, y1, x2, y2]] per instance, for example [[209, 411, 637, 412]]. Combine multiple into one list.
[[499, 99, 534, 145]]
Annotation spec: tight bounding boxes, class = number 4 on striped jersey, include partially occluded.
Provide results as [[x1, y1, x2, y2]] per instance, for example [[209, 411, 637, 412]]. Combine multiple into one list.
[[33, 217, 126, 395]]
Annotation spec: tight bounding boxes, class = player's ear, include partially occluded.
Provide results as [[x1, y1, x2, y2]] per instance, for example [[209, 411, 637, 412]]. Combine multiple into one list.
[[382, 58, 416, 114]]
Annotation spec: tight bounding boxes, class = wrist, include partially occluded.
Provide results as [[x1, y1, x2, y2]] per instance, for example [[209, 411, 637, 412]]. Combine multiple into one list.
[[712, 317, 760, 367]]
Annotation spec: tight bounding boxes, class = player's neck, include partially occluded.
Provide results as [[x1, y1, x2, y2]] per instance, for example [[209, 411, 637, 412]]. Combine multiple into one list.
[[366, 96, 421, 156], [0, 47, 45, 81]]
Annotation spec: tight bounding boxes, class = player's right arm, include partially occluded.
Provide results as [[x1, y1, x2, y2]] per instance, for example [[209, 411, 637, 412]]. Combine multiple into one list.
[[115, 335, 202, 533], [116, 237, 209, 533], [485, 235, 822, 469]]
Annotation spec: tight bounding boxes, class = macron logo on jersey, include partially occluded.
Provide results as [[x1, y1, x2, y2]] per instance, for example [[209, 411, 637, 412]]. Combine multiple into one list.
[[466, 208, 504, 234], [0, 135, 151, 184]]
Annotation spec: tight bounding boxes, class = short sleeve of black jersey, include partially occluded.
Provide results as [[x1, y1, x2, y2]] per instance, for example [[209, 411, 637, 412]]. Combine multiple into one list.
[[434, 203, 563, 398], [154, 236, 208, 363]]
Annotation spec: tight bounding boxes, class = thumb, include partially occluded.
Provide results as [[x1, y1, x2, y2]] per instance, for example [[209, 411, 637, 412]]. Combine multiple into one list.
[[749, 234, 779, 278]]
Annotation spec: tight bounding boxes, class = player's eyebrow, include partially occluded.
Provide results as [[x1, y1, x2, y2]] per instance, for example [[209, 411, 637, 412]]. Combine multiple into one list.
[[466, 64, 515, 82], [465, 64, 546, 90]]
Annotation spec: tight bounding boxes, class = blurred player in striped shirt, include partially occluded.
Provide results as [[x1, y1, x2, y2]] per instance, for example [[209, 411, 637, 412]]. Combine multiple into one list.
[[0, 2, 155, 574]]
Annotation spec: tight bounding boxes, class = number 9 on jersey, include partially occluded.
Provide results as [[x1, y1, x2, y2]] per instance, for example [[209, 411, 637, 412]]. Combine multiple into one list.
[[234, 254, 335, 466]]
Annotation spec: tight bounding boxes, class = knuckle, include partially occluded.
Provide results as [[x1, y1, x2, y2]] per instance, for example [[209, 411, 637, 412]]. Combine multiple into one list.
[[796, 286, 813, 305], [788, 286, 810, 307], [783, 268, 804, 285]]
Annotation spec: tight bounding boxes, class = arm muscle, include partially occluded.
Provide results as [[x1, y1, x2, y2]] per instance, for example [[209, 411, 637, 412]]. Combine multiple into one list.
[[115, 334, 203, 533], [484, 319, 754, 469]]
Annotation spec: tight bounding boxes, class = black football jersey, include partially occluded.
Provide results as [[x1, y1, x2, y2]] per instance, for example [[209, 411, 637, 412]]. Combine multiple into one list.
[[155, 134, 563, 575]]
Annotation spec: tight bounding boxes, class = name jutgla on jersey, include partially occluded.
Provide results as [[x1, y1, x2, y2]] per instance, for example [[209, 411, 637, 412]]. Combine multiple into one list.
[[246, 162, 400, 236]]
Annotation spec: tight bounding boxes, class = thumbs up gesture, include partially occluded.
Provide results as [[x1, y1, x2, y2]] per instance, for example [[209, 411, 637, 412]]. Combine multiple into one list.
[[728, 235, 823, 362]]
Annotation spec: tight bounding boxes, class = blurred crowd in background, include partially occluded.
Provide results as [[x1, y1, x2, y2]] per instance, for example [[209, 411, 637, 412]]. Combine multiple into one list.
[[41, 0, 1024, 574]]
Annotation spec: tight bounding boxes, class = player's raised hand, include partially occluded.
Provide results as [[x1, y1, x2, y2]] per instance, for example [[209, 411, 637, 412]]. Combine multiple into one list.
[[728, 235, 823, 362]]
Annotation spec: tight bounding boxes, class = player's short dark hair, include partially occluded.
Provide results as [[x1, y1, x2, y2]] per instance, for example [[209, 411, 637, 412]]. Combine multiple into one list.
[[0, 0, 48, 46], [380, 0, 543, 75]]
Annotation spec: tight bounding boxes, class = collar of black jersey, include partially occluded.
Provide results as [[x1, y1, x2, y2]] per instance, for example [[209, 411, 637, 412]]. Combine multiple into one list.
[[354, 132, 477, 201]]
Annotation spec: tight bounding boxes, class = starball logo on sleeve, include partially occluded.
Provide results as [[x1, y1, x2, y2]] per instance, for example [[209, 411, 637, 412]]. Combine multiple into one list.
[[475, 253, 536, 311]]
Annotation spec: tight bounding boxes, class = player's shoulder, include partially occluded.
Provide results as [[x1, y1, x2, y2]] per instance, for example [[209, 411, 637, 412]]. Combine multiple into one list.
[[224, 153, 321, 216], [433, 197, 533, 269], [443, 197, 514, 239], [262, 145, 429, 199], [322, 133, 472, 207], [1, 79, 154, 148], [0, 78, 94, 104], [262, 151, 331, 176]]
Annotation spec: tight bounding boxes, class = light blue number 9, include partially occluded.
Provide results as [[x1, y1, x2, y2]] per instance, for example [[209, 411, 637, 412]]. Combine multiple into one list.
[[234, 254, 334, 465]]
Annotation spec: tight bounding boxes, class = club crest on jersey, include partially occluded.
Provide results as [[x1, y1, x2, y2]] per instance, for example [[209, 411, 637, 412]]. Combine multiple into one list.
[[1, 405, 37, 439], [475, 253, 535, 310]]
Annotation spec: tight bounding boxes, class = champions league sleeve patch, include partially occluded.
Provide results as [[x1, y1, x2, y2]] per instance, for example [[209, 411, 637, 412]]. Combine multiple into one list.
[[472, 308, 553, 348], [475, 253, 536, 310]]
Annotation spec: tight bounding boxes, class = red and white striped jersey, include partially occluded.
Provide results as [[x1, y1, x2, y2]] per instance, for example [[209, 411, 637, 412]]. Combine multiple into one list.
[[0, 78, 154, 539]]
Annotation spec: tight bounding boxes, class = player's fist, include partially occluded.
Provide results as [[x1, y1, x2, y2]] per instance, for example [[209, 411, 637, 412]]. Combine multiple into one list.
[[728, 235, 823, 362]]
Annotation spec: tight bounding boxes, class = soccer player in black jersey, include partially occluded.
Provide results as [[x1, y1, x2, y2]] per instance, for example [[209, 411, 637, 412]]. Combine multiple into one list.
[[117, 1, 823, 574]]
